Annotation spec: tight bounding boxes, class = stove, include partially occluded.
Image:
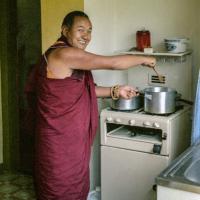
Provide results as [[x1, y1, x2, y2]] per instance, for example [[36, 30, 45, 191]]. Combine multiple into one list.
[[100, 103, 192, 200]]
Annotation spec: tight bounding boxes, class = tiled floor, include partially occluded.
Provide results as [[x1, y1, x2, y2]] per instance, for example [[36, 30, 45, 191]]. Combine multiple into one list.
[[0, 171, 36, 200]]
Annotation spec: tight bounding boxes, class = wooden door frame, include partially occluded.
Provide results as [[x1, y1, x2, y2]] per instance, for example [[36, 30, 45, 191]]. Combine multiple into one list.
[[0, 0, 19, 170]]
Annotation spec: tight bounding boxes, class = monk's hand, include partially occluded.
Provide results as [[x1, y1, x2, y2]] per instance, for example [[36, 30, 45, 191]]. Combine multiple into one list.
[[119, 85, 138, 99], [142, 57, 156, 68]]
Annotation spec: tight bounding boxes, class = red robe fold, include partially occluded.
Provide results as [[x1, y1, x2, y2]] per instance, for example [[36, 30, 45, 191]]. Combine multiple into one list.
[[25, 41, 98, 200]]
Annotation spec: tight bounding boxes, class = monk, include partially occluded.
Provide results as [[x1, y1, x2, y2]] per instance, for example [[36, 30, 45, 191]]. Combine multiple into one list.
[[25, 10, 156, 200]]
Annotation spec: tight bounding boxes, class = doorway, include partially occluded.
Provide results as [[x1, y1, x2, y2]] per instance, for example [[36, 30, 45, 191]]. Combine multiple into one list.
[[17, 0, 41, 173], [0, 0, 41, 173]]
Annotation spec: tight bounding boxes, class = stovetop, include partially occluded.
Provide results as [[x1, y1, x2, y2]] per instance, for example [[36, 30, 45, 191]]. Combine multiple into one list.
[[102, 103, 192, 121], [107, 104, 185, 116]]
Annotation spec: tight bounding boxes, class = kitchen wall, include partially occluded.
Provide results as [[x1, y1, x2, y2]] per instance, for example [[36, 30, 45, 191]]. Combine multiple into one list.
[[112, 0, 198, 51], [196, 0, 200, 84], [198, 0, 200, 61], [85, 0, 199, 86], [191, 0, 200, 91], [40, 0, 83, 52], [85, 0, 200, 191], [85, 0, 128, 87]]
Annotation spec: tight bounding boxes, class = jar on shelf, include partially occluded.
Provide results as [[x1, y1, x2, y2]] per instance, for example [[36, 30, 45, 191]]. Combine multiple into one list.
[[136, 28, 151, 51]]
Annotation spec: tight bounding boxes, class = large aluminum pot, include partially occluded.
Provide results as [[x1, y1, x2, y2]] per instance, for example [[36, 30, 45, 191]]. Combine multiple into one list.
[[144, 86, 177, 114], [111, 95, 143, 111]]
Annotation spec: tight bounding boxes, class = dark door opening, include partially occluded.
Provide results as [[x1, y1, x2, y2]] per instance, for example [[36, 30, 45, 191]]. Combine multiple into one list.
[[17, 0, 41, 174]]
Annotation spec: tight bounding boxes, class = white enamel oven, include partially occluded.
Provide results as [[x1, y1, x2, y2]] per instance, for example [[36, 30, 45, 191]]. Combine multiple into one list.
[[100, 104, 192, 200]]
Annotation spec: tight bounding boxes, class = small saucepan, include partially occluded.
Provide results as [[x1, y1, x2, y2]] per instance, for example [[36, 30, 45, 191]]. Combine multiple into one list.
[[111, 93, 144, 111]]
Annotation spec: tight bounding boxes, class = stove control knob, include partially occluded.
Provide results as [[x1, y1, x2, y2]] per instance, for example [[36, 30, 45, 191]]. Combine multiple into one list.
[[153, 122, 160, 128], [106, 117, 113, 122], [115, 118, 122, 123], [143, 121, 151, 126], [129, 120, 135, 125]]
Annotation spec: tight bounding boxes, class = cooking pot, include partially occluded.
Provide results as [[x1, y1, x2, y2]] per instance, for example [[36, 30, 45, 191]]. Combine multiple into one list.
[[111, 95, 143, 111], [144, 86, 177, 114]]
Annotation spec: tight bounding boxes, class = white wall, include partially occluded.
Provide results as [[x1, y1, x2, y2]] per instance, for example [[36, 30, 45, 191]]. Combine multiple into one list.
[[194, 0, 200, 89], [198, 0, 200, 63], [85, 0, 199, 86], [85, 0, 128, 87], [189, 0, 200, 92], [112, 0, 197, 51], [112, 0, 198, 97]]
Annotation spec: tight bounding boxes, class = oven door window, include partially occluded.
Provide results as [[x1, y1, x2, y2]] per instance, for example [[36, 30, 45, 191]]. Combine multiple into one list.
[[107, 123, 162, 143]]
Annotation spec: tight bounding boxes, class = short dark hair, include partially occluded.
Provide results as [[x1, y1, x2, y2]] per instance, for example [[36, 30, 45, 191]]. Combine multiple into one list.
[[62, 11, 90, 29]]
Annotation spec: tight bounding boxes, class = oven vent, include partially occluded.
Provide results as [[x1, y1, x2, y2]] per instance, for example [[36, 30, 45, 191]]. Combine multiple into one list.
[[150, 75, 166, 84]]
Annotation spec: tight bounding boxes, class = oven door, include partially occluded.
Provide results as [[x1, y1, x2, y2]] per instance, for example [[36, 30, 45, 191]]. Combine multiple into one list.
[[101, 123, 165, 155], [101, 145, 169, 200]]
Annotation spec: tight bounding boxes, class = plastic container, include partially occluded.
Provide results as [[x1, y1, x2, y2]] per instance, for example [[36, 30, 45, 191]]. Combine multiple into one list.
[[87, 187, 101, 200]]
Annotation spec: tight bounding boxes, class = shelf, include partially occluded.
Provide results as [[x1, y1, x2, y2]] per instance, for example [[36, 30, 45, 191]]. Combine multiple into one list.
[[119, 49, 192, 63], [121, 50, 192, 57]]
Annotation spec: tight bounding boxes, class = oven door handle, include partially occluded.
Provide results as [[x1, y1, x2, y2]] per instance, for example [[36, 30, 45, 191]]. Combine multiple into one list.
[[153, 144, 162, 154]]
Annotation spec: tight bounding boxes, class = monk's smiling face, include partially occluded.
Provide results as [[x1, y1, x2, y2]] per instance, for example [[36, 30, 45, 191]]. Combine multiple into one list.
[[63, 16, 92, 50]]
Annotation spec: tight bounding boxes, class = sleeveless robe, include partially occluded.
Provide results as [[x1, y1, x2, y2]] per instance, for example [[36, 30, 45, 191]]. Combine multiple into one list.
[[25, 40, 98, 200]]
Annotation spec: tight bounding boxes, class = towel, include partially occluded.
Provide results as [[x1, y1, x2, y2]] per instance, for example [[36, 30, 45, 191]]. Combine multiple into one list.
[[191, 70, 200, 145]]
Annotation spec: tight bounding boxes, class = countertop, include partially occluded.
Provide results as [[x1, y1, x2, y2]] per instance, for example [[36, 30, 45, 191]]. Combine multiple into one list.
[[156, 143, 200, 194]]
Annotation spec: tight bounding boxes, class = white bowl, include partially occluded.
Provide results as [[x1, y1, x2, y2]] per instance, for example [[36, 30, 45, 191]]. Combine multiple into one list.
[[164, 38, 189, 53]]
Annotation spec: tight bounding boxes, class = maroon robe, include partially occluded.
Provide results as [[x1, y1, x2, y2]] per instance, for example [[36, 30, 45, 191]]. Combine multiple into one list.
[[25, 40, 98, 200]]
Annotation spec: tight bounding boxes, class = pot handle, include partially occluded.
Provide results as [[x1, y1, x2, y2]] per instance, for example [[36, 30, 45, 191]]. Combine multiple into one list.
[[175, 93, 182, 100], [178, 99, 193, 105], [136, 90, 144, 97], [176, 93, 193, 105]]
